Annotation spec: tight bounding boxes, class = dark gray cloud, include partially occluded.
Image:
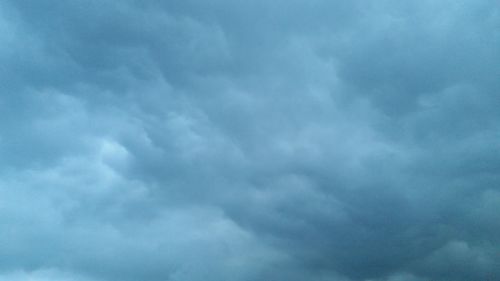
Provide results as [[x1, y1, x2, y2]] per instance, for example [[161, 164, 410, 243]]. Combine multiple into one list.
[[0, 1, 499, 280]]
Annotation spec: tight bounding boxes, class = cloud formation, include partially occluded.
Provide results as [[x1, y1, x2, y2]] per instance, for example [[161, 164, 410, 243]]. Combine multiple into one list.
[[0, 1, 499, 280]]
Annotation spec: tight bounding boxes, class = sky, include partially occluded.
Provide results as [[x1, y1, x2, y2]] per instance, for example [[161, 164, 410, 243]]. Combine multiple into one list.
[[0, 1, 499, 280]]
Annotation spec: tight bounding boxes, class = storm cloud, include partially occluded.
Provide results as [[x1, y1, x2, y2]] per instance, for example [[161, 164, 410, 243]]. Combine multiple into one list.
[[0, 1, 499, 280]]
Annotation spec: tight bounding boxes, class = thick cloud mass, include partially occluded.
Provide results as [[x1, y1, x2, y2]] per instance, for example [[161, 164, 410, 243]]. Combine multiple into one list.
[[1, 1, 499, 280]]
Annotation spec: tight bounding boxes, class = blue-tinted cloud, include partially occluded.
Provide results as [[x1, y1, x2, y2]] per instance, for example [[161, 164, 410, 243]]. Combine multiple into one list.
[[0, 1, 499, 280]]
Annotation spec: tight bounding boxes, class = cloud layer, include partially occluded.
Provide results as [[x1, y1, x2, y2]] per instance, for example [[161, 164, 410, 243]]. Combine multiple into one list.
[[0, 1, 499, 280]]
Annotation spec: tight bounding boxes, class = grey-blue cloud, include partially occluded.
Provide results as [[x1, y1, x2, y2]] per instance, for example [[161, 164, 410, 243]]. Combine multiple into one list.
[[0, 1, 499, 280]]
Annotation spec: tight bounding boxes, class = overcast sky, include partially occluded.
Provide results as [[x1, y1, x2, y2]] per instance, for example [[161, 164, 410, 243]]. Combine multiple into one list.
[[0, 1, 499, 280]]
